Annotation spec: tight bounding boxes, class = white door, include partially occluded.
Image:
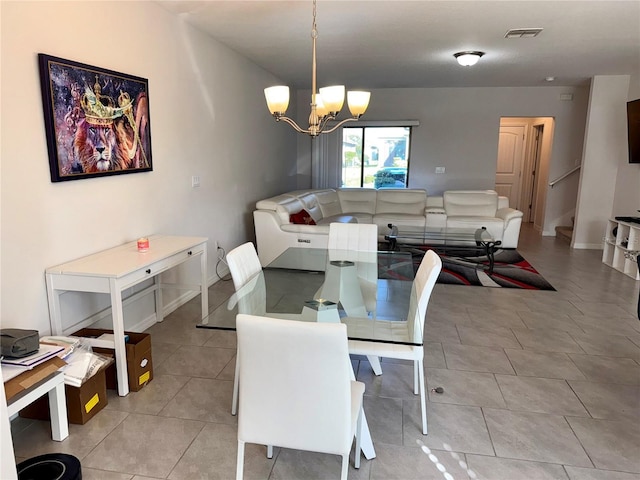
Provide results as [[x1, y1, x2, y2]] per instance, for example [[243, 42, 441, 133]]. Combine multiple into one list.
[[495, 125, 525, 209]]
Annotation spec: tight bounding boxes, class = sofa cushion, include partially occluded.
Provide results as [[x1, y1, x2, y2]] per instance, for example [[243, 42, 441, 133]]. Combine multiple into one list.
[[317, 214, 357, 225], [289, 209, 316, 225], [315, 189, 342, 218], [337, 188, 377, 215], [296, 191, 325, 223], [443, 190, 498, 217], [274, 198, 307, 224], [349, 213, 374, 224], [256, 194, 297, 211], [446, 216, 504, 241], [376, 189, 427, 216], [374, 213, 426, 230]]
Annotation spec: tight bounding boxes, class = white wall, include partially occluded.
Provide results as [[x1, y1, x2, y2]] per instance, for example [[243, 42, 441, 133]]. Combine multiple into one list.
[[0, 1, 297, 334], [296, 86, 590, 234], [574, 75, 632, 249]]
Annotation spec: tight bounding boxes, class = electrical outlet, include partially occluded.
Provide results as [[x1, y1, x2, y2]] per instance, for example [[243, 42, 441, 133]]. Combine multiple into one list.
[[191, 175, 200, 188], [435, 166, 445, 174]]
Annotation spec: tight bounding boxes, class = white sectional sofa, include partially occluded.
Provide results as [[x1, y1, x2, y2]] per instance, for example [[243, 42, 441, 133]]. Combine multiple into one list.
[[253, 188, 523, 265]]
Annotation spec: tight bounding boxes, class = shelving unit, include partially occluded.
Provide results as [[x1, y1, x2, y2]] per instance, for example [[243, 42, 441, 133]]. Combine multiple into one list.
[[602, 219, 640, 280]]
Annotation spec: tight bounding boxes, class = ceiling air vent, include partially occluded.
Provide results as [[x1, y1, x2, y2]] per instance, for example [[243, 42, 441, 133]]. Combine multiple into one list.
[[504, 28, 543, 38]]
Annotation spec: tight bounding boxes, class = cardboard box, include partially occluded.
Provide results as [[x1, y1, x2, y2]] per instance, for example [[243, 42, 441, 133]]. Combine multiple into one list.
[[3, 356, 67, 402], [72, 328, 153, 392], [19, 362, 109, 425]]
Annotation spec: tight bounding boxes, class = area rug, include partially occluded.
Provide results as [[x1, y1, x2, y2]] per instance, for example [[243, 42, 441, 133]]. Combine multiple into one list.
[[379, 248, 556, 290]]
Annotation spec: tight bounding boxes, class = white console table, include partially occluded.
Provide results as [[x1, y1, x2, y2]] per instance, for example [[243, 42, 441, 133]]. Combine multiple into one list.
[[46, 235, 209, 396]]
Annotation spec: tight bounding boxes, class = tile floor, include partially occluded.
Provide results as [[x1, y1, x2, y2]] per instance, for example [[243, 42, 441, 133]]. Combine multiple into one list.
[[10, 224, 640, 479]]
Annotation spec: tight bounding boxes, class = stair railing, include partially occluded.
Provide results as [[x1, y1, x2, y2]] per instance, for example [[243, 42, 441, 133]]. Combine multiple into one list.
[[549, 165, 581, 188]]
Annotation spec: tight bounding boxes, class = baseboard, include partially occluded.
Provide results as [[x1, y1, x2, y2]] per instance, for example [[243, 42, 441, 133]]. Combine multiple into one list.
[[128, 313, 158, 332], [77, 272, 222, 333], [572, 242, 603, 250]]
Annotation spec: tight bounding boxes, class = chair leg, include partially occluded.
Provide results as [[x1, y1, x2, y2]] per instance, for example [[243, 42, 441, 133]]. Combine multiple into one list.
[[231, 354, 240, 415], [354, 406, 362, 469], [236, 440, 245, 480], [418, 359, 427, 435], [267, 445, 273, 459], [340, 454, 349, 480], [413, 360, 419, 395], [367, 355, 383, 375]]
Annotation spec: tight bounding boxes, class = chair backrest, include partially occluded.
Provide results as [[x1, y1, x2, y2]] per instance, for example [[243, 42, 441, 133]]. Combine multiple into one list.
[[236, 314, 353, 455], [227, 242, 262, 290], [328, 222, 378, 251], [406, 250, 442, 343]]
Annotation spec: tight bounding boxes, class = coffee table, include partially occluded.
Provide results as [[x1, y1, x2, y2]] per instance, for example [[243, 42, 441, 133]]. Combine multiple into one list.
[[384, 223, 502, 274]]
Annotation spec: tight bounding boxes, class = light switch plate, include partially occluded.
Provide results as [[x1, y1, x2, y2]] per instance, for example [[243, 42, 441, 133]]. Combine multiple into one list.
[[435, 167, 445, 174]]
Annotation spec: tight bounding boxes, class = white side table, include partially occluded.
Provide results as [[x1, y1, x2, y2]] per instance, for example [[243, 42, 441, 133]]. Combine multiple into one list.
[[6, 371, 68, 441]]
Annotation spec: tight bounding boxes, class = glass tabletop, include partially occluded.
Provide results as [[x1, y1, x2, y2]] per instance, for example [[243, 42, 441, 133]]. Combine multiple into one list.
[[198, 247, 424, 346], [385, 224, 495, 245]]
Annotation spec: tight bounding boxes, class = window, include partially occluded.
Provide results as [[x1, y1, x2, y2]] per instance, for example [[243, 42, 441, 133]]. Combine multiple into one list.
[[341, 126, 411, 189]]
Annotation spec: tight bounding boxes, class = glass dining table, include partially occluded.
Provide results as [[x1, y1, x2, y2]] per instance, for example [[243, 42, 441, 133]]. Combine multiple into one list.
[[197, 247, 420, 346], [197, 246, 420, 461]]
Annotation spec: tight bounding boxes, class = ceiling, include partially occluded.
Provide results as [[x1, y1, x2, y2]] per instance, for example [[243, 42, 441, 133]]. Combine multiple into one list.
[[158, 0, 640, 90]]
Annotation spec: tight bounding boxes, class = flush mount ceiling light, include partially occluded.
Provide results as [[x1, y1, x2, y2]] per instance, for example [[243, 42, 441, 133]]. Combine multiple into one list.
[[264, 0, 370, 138], [454, 51, 485, 66]]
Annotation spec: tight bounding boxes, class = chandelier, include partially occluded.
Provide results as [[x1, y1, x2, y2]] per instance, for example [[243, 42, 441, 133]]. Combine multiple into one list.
[[264, 0, 371, 137]]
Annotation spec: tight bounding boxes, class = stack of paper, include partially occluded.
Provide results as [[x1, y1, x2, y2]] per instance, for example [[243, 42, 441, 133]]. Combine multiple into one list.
[[39, 335, 81, 359], [1, 344, 65, 369], [1, 343, 66, 382], [62, 350, 110, 387]]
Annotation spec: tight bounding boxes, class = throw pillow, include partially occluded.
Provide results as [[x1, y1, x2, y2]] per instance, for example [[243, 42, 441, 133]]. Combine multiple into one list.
[[289, 209, 316, 225]]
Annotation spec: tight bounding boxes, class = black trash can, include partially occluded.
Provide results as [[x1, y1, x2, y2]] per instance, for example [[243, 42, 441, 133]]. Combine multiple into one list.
[[17, 453, 81, 480]]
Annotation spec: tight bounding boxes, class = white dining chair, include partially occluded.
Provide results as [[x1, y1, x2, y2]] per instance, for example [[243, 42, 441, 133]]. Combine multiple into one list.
[[227, 242, 265, 416], [227, 242, 262, 291], [325, 222, 383, 372], [235, 314, 364, 480], [328, 222, 378, 251], [227, 242, 304, 415], [346, 249, 442, 435], [324, 223, 378, 315]]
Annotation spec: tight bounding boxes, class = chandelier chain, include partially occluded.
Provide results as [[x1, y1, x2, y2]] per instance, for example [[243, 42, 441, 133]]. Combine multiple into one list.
[[311, 0, 318, 39]]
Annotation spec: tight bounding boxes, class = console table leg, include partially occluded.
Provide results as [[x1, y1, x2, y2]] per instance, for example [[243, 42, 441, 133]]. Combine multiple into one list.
[[201, 248, 209, 320], [110, 278, 129, 396]]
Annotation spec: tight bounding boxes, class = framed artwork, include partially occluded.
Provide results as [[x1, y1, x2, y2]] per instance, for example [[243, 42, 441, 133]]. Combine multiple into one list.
[[38, 54, 153, 182]]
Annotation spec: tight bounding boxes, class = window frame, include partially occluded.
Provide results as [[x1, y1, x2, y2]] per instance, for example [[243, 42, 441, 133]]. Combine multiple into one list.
[[339, 120, 419, 189]]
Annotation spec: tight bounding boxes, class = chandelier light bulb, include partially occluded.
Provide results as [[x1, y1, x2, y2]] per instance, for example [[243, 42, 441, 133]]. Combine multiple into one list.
[[315, 94, 329, 118], [264, 86, 290, 115], [347, 91, 371, 117], [319, 85, 345, 113]]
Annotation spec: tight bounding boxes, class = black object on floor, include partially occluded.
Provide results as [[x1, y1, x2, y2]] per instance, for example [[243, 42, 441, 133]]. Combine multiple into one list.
[[17, 453, 81, 480]]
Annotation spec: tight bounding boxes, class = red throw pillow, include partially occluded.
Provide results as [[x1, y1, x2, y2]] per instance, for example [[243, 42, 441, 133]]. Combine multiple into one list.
[[289, 209, 316, 225]]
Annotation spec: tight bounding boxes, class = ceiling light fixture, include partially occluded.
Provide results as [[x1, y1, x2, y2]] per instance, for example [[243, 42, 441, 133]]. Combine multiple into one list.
[[264, 0, 370, 138], [454, 51, 485, 66]]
